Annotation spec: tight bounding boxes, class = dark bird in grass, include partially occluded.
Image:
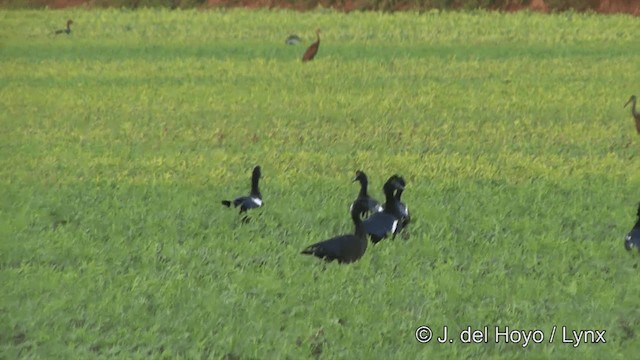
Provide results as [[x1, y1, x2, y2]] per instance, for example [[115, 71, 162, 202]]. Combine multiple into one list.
[[385, 174, 411, 229], [221, 165, 263, 216], [624, 203, 640, 253], [301, 199, 370, 264], [624, 95, 640, 134], [54, 20, 73, 35], [302, 29, 321, 62], [285, 34, 301, 45], [363, 176, 405, 244], [350, 170, 383, 216]]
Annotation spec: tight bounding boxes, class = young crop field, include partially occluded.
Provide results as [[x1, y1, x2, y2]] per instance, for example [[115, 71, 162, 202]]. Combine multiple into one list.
[[2, 7, 640, 359]]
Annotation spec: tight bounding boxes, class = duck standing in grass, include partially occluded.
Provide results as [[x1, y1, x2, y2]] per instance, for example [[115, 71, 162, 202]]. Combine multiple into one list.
[[386, 175, 410, 229], [302, 29, 320, 62], [624, 95, 640, 134], [350, 170, 383, 216], [221, 165, 263, 216], [363, 176, 405, 244], [54, 20, 73, 35], [301, 199, 369, 264], [624, 203, 640, 253]]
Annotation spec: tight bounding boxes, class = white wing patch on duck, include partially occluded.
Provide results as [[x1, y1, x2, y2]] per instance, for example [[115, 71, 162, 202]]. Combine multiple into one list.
[[391, 220, 398, 234], [251, 197, 263, 207]]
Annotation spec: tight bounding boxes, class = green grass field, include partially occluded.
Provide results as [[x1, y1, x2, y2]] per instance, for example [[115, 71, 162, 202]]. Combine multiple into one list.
[[2, 7, 640, 359]]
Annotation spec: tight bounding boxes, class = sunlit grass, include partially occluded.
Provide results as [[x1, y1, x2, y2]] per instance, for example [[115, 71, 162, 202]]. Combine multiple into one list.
[[2, 8, 640, 359]]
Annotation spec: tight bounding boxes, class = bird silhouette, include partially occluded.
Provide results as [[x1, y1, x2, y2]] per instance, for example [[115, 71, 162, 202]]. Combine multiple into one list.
[[350, 170, 383, 216], [302, 29, 321, 62], [301, 199, 369, 264], [221, 165, 263, 217], [54, 20, 73, 35], [363, 176, 405, 244], [624, 95, 640, 134], [385, 175, 410, 229], [625, 203, 640, 253]]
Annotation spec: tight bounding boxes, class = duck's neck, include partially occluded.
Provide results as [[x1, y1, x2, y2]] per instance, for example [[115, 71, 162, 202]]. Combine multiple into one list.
[[634, 218, 640, 230], [632, 98, 638, 117], [352, 213, 366, 238], [383, 185, 397, 208], [358, 179, 368, 198], [251, 175, 260, 198]]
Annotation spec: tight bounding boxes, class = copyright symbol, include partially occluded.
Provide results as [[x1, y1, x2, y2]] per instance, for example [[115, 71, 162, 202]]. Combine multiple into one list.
[[415, 326, 433, 343]]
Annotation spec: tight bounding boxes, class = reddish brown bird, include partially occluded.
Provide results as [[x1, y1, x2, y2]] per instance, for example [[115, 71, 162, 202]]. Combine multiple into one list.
[[625, 95, 640, 134], [302, 29, 321, 62], [54, 20, 73, 35]]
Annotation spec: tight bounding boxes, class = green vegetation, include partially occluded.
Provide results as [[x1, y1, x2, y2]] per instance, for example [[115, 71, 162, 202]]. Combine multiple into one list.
[[0, 0, 615, 12], [2, 8, 640, 358]]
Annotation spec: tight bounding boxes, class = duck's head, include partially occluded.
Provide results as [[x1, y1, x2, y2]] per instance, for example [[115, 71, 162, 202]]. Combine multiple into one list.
[[252, 165, 261, 178], [389, 174, 406, 188], [353, 170, 367, 183], [383, 176, 404, 194]]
